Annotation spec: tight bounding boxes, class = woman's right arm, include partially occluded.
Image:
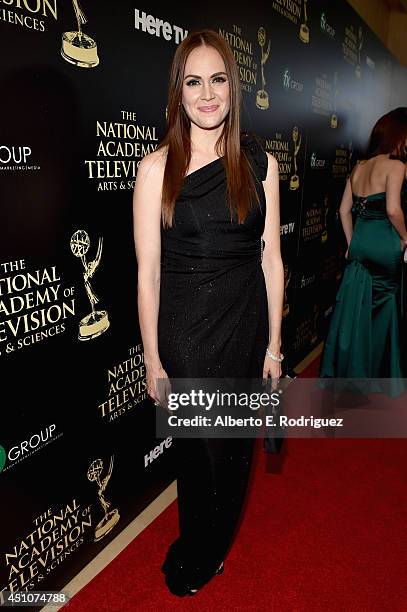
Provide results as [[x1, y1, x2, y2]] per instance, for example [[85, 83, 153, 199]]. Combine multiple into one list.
[[132, 152, 167, 401], [385, 159, 407, 249]]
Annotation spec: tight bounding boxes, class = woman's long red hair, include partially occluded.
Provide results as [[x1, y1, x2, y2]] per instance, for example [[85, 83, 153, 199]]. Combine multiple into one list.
[[157, 29, 259, 228], [366, 107, 407, 158]]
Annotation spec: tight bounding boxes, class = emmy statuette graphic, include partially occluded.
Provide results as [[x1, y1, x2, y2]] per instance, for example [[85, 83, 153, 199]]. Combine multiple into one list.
[[321, 195, 330, 243], [331, 72, 338, 129], [299, 0, 310, 43], [355, 26, 364, 79], [61, 0, 99, 68], [290, 126, 302, 190], [87, 456, 120, 542], [283, 264, 292, 318], [70, 230, 110, 341], [256, 27, 271, 110]]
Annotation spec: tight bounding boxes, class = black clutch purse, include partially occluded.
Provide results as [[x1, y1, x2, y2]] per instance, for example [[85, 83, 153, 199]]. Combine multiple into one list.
[[262, 374, 295, 454]]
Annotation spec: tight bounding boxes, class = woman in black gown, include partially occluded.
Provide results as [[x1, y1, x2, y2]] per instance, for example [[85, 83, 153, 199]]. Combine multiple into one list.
[[133, 29, 284, 596]]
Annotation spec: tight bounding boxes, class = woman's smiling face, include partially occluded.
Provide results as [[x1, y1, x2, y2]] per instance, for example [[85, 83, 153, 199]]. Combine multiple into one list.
[[181, 44, 230, 131]]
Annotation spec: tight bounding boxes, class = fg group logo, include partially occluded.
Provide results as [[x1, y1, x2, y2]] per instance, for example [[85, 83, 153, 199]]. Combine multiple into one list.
[[310, 152, 326, 169], [0, 425, 61, 474], [0, 144, 40, 171], [0, 445, 6, 473], [282, 69, 304, 94], [320, 13, 336, 38]]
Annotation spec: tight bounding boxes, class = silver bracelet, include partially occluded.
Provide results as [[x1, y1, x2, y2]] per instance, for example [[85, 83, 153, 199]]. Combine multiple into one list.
[[266, 348, 284, 362]]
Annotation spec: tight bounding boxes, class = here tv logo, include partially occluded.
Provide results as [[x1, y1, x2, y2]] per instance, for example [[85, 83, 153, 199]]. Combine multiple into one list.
[[134, 9, 188, 43]]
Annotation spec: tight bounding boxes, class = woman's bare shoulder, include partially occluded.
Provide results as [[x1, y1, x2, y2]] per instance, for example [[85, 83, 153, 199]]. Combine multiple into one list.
[[384, 156, 406, 176], [137, 146, 168, 180]]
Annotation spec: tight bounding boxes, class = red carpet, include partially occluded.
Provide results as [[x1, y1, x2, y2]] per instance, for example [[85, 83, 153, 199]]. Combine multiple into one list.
[[68, 360, 407, 611]]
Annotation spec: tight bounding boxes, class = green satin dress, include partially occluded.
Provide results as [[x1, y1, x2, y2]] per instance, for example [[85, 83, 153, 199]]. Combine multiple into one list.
[[320, 192, 404, 378]]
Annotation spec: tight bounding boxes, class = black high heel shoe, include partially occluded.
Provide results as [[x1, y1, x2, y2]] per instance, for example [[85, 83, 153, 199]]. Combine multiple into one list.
[[163, 560, 225, 597], [187, 561, 224, 595]]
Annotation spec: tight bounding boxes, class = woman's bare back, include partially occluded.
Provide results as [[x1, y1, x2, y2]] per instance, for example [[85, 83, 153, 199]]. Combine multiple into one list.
[[351, 154, 395, 197]]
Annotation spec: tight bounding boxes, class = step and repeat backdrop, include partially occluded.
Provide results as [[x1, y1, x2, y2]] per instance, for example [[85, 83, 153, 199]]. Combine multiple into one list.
[[1, 0, 407, 606]]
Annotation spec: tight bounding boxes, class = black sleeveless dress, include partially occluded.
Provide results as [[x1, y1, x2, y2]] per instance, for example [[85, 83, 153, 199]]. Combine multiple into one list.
[[158, 133, 269, 595]]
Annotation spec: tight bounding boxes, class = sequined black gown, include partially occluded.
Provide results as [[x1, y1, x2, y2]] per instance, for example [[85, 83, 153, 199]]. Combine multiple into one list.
[[157, 134, 269, 595]]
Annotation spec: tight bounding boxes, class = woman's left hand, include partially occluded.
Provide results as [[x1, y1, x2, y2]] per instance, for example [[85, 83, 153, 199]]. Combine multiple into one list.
[[263, 353, 282, 390]]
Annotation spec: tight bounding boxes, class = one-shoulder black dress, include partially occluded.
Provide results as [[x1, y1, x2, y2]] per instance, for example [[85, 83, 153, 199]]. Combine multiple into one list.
[[158, 133, 269, 595]]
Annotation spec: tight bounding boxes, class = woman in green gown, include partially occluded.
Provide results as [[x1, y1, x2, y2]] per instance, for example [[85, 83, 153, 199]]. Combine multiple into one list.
[[320, 108, 407, 378]]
